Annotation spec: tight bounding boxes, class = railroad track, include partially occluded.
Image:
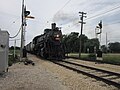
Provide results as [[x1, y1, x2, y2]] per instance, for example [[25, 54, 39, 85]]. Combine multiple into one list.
[[66, 56, 120, 65], [51, 60, 120, 88]]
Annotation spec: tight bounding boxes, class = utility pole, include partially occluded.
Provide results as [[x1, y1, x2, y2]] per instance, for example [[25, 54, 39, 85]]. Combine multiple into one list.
[[79, 12, 87, 59]]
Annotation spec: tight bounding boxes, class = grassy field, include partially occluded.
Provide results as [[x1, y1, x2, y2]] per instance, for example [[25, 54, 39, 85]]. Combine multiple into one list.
[[103, 53, 120, 64], [68, 53, 120, 65]]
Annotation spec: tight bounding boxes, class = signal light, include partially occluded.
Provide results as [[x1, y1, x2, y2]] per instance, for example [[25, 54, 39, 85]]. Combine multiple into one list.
[[24, 6, 30, 17], [24, 11, 30, 17], [98, 20, 102, 29]]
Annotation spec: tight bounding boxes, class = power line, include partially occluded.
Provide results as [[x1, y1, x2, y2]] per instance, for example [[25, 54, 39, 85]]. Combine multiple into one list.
[[56, 2, 120, 32], [63, 20, 120, 34], [54, 0, 72, 16], [9, 25, 22, 38], [62, 4, 120, 30], [84, 21, 120, 31], [85, 4, 120, 21], [59, 0, 72, 11], [104, 21, 120, 26]]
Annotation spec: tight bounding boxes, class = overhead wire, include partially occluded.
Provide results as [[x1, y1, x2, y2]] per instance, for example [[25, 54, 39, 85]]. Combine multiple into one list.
[[50, 0, 120, 36], [104, 21, 120, 26], [54, 0, 72, 16], [9, 25, 22, 38], [85, 4, 120, 21], [62, 4, 120, 31], [36, 0, 73, 31], [83, 21, 120, 33], [54, 0, 98, 28]]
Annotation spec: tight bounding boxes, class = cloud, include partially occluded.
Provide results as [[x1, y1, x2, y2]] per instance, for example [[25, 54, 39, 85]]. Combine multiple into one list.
[[53, 11, 77, 25]]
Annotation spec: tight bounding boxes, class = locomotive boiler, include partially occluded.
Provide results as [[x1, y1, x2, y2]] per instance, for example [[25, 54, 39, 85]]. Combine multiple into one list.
[[26, 23, 65, 60]]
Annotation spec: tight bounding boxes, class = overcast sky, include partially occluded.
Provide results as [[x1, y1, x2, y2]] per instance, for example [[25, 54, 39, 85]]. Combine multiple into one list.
[[0, 0, 120, 46]]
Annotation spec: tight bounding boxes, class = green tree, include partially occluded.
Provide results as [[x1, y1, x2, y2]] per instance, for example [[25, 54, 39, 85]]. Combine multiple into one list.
[[79, 34, 88, 53], [62, 32, 79, 53], [62, 32, 100, 53], [101, 45, 107, 53], [62, 32, 88, 53], [85, 38, 99, 53], [108, 42, 120, 53]]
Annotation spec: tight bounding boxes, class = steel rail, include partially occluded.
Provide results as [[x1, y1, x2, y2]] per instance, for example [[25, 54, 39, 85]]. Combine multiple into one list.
[[51, 60, 120, 88], [62, 60, 120, 76], [66, 56, 120, 65]]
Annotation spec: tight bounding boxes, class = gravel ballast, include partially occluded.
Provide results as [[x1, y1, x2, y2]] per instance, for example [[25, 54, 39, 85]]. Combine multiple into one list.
[[0, 54, 119, 90], [65, 58, 120, 73]]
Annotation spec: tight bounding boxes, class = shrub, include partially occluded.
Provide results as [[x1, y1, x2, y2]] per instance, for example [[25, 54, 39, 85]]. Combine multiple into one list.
[[88, 53, 96, 60], [8, 54, 19, 66], [88, 53, 96, 57]]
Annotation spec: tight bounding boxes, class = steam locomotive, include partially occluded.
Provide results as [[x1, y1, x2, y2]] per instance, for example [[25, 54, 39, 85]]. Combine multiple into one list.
[[26, 23, 65, 60]]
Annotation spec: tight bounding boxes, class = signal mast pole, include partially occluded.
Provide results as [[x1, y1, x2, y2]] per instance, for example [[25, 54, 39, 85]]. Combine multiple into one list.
[[20, 0, 34, 61], [20, 0, 25, 61], [78, 12, 87, 59], [95, 20, 102, 49]]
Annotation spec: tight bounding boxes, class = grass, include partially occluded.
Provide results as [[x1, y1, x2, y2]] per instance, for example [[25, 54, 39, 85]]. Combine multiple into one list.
[[103, 54, 120, 64], [68, 53, 89, 59], [9, 49, 20, 55], [8, 54, 15, 66], [68, 53, 120, 65], [8, 49, 20, 66]]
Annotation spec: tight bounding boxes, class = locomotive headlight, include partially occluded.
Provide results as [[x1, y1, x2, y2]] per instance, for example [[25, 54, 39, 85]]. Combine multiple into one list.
[[54, 35, 60, 40], [56, 35, 59, 37], [54, 34, 60, 40], [54, 34, 59, 37]]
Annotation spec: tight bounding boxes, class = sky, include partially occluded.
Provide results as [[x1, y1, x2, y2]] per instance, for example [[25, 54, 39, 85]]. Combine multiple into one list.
[[0, 0, 120, 47]]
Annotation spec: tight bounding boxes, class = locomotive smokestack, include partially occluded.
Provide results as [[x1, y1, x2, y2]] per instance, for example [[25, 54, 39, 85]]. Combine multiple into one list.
[[51, 23, 56, 30]]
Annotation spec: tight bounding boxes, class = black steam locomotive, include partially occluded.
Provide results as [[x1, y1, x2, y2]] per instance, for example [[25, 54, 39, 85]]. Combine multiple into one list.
[[26, 23, 65, 60]]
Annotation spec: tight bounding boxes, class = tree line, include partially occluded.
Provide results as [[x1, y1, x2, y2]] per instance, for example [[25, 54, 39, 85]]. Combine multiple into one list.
[[62, 32, 120, 53], [101, 42, 120, 53]]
